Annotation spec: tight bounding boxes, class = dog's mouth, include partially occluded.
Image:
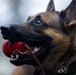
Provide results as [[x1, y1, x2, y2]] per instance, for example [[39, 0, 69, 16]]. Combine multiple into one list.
[[2, 38, 47, 66]]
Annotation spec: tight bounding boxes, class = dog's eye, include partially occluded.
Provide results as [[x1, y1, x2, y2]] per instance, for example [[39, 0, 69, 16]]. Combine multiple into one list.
[[33, 18, 43, 26]]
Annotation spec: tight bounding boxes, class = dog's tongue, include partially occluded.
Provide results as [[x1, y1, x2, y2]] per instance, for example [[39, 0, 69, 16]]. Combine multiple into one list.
[[2, 40, 28, 57]]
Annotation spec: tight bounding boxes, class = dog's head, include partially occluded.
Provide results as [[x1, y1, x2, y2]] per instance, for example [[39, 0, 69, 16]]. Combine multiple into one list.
[[0, 0, 76, 68]]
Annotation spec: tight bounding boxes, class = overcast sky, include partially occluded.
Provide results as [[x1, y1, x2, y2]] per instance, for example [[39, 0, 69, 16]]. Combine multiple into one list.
[[19, 0, 72, 21], [54, 0, 72, 11], [0, 0, 72, 25]]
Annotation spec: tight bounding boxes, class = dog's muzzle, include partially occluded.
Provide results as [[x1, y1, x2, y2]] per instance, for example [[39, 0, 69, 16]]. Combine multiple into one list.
[[0, 25, 51, 66]]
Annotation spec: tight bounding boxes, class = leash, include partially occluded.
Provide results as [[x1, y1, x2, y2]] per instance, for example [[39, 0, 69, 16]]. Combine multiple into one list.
[[24, 44, 46, 75]]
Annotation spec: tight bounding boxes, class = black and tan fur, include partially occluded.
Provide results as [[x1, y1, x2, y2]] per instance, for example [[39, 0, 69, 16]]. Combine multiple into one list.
[[1, 0, 76, 75]]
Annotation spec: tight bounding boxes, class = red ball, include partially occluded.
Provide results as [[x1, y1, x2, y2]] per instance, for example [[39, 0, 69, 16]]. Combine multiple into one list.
[[2, 40, 27, 58], [14, 42, 27, 52], [2, 40, 15, 57]]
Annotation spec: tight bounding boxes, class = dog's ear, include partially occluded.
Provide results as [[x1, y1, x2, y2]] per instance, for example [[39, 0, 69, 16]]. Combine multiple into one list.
[[61, 0, 76, 22], [46, 0, 55, 11], [65, 19, 76, 30], [64, 19, 76, 37], [61, 0, 76, 36]]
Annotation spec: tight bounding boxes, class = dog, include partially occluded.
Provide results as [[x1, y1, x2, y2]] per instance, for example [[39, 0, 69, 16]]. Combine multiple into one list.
[[1, 0, 76, 75]]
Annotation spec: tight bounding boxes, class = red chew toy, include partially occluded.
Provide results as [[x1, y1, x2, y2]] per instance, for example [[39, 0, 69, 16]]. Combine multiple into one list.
[[2, 40, 27, 57]]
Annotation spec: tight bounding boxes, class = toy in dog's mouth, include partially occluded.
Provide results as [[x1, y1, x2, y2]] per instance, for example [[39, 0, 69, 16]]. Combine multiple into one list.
[[2, 39, 47, 66]]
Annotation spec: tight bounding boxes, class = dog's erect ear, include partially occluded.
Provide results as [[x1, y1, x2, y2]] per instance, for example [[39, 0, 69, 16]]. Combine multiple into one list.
[[65, 19, 76, 38], [61, 0, 76, 22], [65, 19, 76, 30], [46, 0, 55, 11], [61, 0, 76, 36]]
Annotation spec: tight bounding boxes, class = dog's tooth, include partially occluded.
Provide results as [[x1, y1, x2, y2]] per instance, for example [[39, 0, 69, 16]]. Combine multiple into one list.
[[33, 47, 37, 52], [11, 55, 14, 59], [34, 47, 40, 52], [16, 55, 19, 59]]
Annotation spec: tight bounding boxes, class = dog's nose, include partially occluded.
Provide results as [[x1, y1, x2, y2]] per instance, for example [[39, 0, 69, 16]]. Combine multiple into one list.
[[0, 26, 9, 32]]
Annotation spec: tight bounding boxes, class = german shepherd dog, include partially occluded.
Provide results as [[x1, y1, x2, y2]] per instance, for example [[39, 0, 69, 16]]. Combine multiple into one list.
[[1, 0, 76, 75]]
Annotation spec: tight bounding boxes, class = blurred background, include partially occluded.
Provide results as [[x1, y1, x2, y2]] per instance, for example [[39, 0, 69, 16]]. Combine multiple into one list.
[[0, 0, 72, 75]]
